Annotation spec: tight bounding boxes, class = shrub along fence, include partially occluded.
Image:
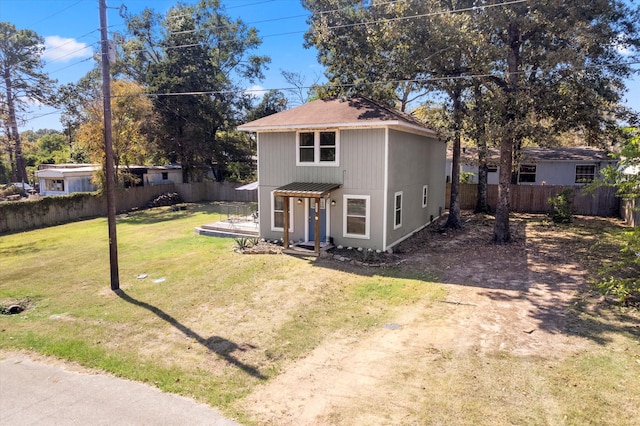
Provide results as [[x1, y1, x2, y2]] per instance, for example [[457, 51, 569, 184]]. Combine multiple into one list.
[[446, 184, 620, 217], [0, 181, 257, 234]]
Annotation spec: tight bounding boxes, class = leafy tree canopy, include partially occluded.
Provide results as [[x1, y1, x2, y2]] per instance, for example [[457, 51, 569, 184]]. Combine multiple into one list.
[[120, 0, 270, 182]]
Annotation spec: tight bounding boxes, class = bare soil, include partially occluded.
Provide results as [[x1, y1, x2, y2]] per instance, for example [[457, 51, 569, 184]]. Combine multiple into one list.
[[239, 212, 638, 425]]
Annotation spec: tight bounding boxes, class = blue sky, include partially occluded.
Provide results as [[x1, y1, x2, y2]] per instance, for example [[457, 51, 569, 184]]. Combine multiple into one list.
[[0, 0, 323, 131], [1, 0, 638, 132]]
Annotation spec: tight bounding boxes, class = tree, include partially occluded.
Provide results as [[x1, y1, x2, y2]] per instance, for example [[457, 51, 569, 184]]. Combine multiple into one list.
[[121, 0, 270, 182], [590, 128, 640, 303], [57, 69, 102, 147], [475, 0, 640, 242], [303, 0, 485, 229], [307, 0, 639, 241], [36, 133, 69, 164], [0, 22, 56, 183], [76, 79, 155, 185], [245, 89, 288, 122]]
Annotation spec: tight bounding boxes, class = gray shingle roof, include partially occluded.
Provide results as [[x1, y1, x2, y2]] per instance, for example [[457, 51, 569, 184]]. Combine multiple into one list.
[[238, 96, 437, 136], [448, 146, 615, 164]]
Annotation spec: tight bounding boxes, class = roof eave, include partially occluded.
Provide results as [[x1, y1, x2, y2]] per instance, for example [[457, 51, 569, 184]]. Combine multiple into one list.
[[238, 120, 438, 138]]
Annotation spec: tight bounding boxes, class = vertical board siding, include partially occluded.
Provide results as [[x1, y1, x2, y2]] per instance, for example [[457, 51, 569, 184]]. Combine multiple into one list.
[[341, 129, 385, 189], [446, 183, 620, 216]]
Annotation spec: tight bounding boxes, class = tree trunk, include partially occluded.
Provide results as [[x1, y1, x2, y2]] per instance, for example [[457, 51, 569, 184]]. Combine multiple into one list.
[[473, 84, 490, 214], [475, 145, 490, 213], [3, 71, 27, 183], [493, 134, 512, 243], [492, 21, 520, 243], [446, 87, 463, 229]]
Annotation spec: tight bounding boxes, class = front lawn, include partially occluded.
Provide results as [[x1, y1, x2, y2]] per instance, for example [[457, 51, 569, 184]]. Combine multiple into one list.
[[1, 204, 638, 425]]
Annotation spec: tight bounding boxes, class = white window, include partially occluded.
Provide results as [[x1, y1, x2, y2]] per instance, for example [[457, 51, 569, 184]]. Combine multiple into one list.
[[45, 179, 64, 192], [394, 191, 403, 229], [343, 195, 370, 239], [518, 165, 536, 183], [422, 185, 428, 208], [296, 130, 339, 166], [271, 192, 293, 232], [575, 165, 596, 183]]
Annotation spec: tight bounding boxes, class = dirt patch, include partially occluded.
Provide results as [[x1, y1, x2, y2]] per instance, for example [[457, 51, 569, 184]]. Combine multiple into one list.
[[239, 212, 637, 425]]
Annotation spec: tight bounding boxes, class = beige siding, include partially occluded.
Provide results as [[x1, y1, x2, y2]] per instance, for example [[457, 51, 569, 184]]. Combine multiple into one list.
[[386, 129, 446, 248], [257, 129, 388, 247]]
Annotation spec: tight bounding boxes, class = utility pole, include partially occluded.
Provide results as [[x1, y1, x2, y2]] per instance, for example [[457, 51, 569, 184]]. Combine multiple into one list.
[[99, 0, 119, 290]]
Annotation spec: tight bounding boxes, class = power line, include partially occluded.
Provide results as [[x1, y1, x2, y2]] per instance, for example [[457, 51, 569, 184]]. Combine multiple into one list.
[[48, 56, 95, 76], [323, 0, 531, 31], [40, 30, 100, 63], [118, 60, 640, 98], [29, 0, 90, 27]]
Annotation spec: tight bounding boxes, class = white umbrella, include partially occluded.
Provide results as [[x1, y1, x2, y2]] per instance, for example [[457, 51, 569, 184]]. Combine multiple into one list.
[[235, 181, 258, 190]]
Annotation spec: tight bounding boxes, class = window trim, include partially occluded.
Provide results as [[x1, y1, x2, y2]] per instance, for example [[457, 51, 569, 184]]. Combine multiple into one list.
[[343, 194, 370, 239], [271, 191, 294, 232], [575, 164, 596, 184], [422, 185, 429, 208], [518, 164, 537, 183], [296, 130, 340, 166], [45, 179, 65, 192], [394, 191, 403, 229]]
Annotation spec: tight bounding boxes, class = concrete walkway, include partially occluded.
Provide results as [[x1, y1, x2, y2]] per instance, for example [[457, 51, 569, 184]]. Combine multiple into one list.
[[0, 355, 241, 426]]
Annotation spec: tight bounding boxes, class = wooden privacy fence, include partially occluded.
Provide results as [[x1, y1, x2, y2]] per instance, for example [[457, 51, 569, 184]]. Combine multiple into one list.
[[621, 198, 640, 227], [0, 181, 257, 234], [446, 184, 620, 217]]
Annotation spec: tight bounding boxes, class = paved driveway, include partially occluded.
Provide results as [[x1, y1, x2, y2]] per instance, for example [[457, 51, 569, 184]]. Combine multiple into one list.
[[0, 355, 240, 426]]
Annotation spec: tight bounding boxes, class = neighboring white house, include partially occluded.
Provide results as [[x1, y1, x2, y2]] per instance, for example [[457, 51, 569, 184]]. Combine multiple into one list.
[[35, 164, 100, 196], [238, 96, 446, 253], [35, 164, 183, 195], [446, 146, 617, 185], [126, 165, 183, 187]]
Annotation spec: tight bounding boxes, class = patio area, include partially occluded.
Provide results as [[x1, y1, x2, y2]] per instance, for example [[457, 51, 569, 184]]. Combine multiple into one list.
[[195, 203, 259, 238]]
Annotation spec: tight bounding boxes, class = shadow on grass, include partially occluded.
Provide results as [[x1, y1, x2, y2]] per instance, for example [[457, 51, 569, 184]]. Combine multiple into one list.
[[115, 289, 266, 380], [309, 213, 640, 346]]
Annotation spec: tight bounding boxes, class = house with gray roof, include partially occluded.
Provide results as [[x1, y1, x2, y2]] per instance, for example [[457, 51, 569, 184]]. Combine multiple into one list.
[[446, 146, 617, 185], [238, 96, 446, 253]]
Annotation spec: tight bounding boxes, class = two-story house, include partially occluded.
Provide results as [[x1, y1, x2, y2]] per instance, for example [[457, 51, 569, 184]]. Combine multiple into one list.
[[238, 96, 446, 253]]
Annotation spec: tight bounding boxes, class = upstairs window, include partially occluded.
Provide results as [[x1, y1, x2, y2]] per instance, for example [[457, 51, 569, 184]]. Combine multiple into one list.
[[297, 130, 339, 166], [518, 165, 536, 183], [575, 165, 596, 183], [298, 132, 315, 162]]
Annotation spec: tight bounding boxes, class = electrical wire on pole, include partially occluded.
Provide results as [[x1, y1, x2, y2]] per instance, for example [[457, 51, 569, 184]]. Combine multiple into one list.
[[99, 0, 119, 290]]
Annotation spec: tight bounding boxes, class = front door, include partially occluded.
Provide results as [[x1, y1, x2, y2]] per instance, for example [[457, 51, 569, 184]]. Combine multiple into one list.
[[308, 199, 326, 243]]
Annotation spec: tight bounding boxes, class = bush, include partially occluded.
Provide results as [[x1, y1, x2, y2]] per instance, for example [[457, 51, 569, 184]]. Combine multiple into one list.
[[147, 192, 183, 208], [548, 188, 573, 223], [596, 228, 640, 305]]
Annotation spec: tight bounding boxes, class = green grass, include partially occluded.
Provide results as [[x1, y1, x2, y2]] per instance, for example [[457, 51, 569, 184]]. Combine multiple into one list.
[[1, 206, 638, 425], [0, 202, 444, 422]]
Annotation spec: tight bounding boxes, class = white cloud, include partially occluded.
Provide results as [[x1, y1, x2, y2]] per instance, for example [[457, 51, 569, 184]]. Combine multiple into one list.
[[43, 36, 93, 62], [246, 85, 267, 98]]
